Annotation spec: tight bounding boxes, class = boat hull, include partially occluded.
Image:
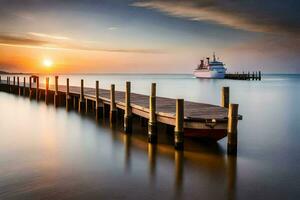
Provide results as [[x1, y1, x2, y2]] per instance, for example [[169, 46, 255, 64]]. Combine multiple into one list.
[[194, 70, 225, 79], [184, 128, 227, 141]]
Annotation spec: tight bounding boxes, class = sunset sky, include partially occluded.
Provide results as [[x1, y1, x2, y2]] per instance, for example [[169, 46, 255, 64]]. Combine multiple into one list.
[[0, 0, 299, 73]]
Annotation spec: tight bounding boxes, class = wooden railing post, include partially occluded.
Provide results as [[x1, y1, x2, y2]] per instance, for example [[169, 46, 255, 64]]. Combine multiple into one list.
[[78, 79, 85, 113], [124, 81, 132, 133], [174, 99, 184, 150], [148, 83, 157, 143], [45, 77, 49, 104], [54, 76, 59, 106], [110, 84, 117, 123], [221, 87, 230, 108], [227, 104, 239, 155], [66, 78, 71, 110]]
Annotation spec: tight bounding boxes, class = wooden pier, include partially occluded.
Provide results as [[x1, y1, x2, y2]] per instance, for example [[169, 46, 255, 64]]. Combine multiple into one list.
[[225, 71, 262, 81], [0, 75, 242, 154]]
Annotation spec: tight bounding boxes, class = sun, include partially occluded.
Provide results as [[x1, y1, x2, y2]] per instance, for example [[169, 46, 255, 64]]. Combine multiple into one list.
[[43, 58, 53, 68]]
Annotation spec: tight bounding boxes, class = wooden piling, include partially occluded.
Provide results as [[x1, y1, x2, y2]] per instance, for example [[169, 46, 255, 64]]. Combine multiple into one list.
[[54, 76, 59, 107], [227, 104, 239, 155], [221, 87, 230, 108], [258, 71, 262, 81], [29, 77, 32, 98], [95, 81, 104, 119], [36, 76, 39, 101], [174, 99, 184, 150], [6, 77, 9, 92], [110, 84, 117, 123], [148, 83, 157, 143], [23, 77, 26, 96], [45, 77, 49, 104], [78, 79, 85, 113], [12, 76, 15, 93], [17, 77, 20, 95], [124, 81, 132, 133], [66, 78, 71, 110]]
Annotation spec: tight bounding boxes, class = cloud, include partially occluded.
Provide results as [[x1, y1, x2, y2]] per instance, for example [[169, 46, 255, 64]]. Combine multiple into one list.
[[28, 32, 70, 40], [107, 27, 118, 31], [132, 0, 300, 35], [0, 33, 163, 54], [0, 34, 48, 46]]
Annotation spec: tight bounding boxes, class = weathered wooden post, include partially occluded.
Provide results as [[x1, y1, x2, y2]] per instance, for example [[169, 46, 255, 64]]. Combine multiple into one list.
[[110, 84, 117, 123], [95, 81, 104, 119], [85, 98, 89, 114], [124, 81, 132, 133], [66, 78, 71, 110], [12, 76, 15, 94], [174, 99, 184, 150], [36, 76, 39, 101], [78, 79, 85, 113], [29, 77, 32, 98], [221, 87, 230, 108], [17, 77, 21, 95], [9, 77, 12, 92], [54, 76, 59, 106], [23, 77, 26, 96], [227, 104, 239, 155], [148, 83, 157, 143], [45, 77, 49, 104], [258, 71, 262, 81], [252, 72, 255, 80]]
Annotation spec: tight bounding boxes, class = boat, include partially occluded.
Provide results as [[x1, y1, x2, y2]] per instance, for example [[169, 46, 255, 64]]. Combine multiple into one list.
[[194, 53, 227, 79]]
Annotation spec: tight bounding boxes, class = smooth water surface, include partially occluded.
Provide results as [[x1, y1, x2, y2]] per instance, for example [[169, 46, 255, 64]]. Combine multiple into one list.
[[0, 74, 300, 199]]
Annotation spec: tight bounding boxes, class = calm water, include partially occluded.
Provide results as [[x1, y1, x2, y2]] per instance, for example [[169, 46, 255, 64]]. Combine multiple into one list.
[[0, 74, 300, 199]]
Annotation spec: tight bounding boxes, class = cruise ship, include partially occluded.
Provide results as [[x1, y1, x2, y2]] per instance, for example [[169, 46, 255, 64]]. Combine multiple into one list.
[[194, 53, 227, 79]]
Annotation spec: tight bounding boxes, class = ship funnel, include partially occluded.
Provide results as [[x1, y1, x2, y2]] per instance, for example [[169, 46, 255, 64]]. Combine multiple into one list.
[[200, 60, 204, 67], [206, 57, 210, 64]]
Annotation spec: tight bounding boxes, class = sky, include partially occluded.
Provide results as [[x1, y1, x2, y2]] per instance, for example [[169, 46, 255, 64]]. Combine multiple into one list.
[[0, 0, 299, 73]]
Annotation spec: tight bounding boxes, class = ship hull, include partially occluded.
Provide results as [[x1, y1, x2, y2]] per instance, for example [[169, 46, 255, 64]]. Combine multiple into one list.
[[194, 70, 225, 79], [185, 128, 227, 141]]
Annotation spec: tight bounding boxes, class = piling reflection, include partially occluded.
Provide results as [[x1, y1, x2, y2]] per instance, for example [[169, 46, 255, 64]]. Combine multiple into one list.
[[148, 143, 157, 183], [227, 155, 237, 200], [174, 150, 184, 197], [123, 133, 132, 172]]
